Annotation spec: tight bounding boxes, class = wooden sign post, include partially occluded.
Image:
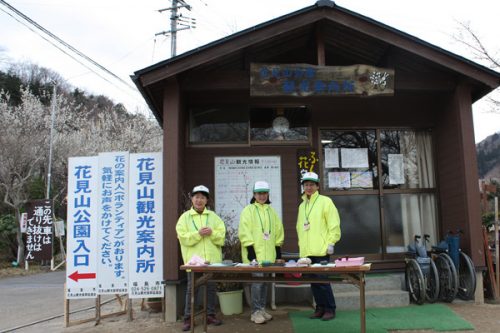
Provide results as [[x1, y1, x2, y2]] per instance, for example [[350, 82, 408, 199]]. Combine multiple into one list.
[[495, 197, 499, 299]]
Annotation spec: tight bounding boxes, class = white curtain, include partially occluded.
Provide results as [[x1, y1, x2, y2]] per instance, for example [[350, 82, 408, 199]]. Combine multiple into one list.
[[400, 131, 438, 249]]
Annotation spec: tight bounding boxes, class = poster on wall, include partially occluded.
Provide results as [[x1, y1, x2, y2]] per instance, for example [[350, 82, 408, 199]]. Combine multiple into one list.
[[215, 156, 282, 230], [351, 171, 373, 188], [341, 148, 369, 168], [388, 154, 405, 185], [328, 172, 351, 188], [324, 148, 339, 168]]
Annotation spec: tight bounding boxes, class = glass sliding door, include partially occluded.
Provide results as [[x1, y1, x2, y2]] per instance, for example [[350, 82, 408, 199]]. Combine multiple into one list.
[[380, 130, 437, 254], [320, 130, 380, 255], [320, 129, 437, 258]]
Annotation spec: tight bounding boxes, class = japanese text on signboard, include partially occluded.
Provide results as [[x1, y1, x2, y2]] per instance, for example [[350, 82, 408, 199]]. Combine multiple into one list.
[[129, 152, 163, 298], [25, 200, 53, 261], [250, 63, 394, 97]]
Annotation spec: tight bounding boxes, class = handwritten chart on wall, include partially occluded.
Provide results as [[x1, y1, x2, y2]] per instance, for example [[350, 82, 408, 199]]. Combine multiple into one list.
[[214, 156, 282, 230]]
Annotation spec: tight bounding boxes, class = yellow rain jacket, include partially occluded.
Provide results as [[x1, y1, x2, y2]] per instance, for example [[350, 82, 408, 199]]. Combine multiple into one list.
[[296, 191, 341, 258], [238, 202, 284, 263], [176, 207, 226, 264]]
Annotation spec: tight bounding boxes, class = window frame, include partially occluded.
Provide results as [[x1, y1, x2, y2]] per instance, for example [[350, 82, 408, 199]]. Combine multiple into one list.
[[187, 104, 312, 147]]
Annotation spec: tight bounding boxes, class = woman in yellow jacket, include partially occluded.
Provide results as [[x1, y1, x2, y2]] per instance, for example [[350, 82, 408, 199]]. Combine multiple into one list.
[[296, 172, 341, 321], [176, 185, 225, 331], [238, 181, 284, 324]]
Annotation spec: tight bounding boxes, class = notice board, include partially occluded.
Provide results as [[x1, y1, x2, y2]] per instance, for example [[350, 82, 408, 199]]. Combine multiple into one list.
[[214, 156, 282, 230]]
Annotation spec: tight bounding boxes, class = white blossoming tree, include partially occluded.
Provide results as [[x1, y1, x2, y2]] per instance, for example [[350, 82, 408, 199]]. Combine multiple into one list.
[[0, 85, 162, 264]]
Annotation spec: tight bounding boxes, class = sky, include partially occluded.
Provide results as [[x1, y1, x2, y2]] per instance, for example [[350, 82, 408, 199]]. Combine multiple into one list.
[[1, 0, 499, 142]]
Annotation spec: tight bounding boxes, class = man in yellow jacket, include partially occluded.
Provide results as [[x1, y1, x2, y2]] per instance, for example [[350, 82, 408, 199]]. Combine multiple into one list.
[[296, 172, 341, 321], [176, 185, 226, 331], [239, 180, 284, 324]]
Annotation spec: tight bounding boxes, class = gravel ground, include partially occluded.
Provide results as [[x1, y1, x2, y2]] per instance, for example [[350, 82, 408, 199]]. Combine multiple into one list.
[[8, 299, 500, 333], [3, 267, 500, 333]]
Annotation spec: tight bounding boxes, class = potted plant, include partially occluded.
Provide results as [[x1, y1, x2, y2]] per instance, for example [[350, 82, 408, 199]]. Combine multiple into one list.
[[216, 225, 244, 315]]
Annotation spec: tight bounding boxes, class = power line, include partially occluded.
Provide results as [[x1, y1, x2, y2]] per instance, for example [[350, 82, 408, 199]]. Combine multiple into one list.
[[0, 6, 122, 91], [0, 0, 137, 93]]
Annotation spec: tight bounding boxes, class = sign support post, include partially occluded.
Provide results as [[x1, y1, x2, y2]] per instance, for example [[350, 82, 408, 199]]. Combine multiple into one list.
[[495, 197, 499, 299]]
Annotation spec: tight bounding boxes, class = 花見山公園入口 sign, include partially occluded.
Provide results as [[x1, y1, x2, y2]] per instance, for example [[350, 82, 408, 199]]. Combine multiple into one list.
[[66, 157, 99, 299]]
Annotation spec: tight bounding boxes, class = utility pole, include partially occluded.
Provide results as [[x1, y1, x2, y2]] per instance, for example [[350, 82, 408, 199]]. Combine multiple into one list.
[[156, 0, 196, 57], [46, 82, 56, 200], [170, 0, 178, 57]]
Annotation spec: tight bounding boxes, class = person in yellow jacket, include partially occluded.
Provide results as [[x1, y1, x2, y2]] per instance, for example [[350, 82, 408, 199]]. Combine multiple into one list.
[[176, 185, 225, 331], [238, 180, 284, 324], [296, 172, 341, 321]]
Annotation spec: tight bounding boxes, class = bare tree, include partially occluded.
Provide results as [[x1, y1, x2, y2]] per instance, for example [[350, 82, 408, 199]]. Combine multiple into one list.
[[0, 66, 163, 263], [0, 88, 49, 263], [453, 21, 500, 112]]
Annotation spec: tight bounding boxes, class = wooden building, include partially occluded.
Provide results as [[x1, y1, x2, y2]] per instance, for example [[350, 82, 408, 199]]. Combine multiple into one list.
[[133, 0, 500, 318]]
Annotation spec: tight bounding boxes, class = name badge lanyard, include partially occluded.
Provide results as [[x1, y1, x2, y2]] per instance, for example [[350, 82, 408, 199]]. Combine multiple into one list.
[[190, 213, 209, 231], [304, 195, 319, 227], [255, 205, 272, 240]]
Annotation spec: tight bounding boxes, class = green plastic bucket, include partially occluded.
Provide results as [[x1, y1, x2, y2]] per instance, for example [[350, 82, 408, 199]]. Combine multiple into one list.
[[217, 289, 243, 315]]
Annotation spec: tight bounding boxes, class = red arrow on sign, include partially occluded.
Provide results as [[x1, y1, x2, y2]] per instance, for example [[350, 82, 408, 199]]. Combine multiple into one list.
[[68, 270, 96, 282]]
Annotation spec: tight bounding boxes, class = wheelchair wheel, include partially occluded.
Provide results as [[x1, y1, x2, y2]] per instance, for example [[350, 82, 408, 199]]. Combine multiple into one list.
[[457, 252, 476, 300], [435, 253, 458, 302], [425, 259, 440, 303], [405, 258, 425, 305]]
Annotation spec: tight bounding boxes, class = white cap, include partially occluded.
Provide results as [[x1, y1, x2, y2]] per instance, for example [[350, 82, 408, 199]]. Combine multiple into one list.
[[253, 181, 270, 193], [301, 171, 319, 184], [192, 185, 210, 197]]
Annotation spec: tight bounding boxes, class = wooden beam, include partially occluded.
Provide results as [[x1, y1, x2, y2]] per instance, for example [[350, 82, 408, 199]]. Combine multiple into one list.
[[316, 22, 326, 66], [163, 78, 183, 281]]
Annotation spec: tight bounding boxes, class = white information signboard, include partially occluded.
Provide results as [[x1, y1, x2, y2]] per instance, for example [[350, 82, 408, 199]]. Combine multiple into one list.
[[388, 154, 405, 185], [328, 171, 351, 188], [341, 148, 369, 168], [20, 212, 27, 233], [324, 148, 339, 168], [128, 152, 164, 298], [214, 156, 282, 229], [97, 152, 129, 294], [66, 156, 99, 299]]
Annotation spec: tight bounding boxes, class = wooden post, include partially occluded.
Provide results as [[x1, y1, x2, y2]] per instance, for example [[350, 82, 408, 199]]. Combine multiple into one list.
[[495, 197, 499, 298], [96, 295, 101, 325], [482, 226, 497, 298], [64, 283, 69, 327], [316, 23, 325, 66], [127, 298, 133, 321]]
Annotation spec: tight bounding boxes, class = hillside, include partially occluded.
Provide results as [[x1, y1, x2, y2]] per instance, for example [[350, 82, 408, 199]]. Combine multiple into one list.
[[477, 132, 500, 180]]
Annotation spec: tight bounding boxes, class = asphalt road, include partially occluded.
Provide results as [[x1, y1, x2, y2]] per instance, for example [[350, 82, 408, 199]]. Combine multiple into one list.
[[0, 271, 98, 332]]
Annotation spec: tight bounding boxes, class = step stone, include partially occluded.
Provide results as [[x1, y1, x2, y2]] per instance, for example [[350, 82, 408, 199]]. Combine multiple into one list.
[[272, 272, 410, 309], [335, 289, 409, 310]]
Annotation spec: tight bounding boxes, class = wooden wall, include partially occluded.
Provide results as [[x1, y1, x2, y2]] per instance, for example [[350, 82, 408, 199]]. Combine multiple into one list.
[[435, 84, 484, 267], [162, 86, 485, 280]]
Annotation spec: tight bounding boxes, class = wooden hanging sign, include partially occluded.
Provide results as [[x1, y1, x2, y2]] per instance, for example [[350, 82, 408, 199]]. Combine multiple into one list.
[[250, 63, 394, 97]]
